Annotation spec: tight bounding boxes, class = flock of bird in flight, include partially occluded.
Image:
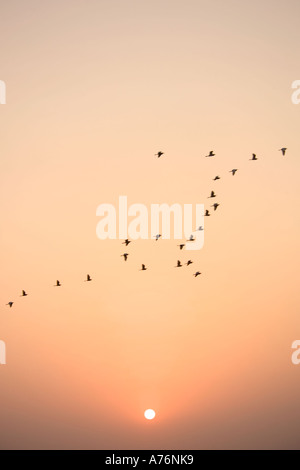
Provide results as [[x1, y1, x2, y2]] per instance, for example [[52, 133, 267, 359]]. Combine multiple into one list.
[[5, 147, 288, 309]]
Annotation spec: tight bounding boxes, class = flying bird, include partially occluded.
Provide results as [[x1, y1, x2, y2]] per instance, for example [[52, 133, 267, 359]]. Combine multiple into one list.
[[54, 280, 61, 287], [211, 203, 220, 211], [213, 176, 221, 181], [6, 302, 14, 308], [187, 235, 195, 241], [122, 239, 131, 246], [186, 260, 193, 266], [175, 260, 183, 268], [194, 272, 202, 277], [121, 253, 129, 261], [197, 226, 204, 231], [154, 234, 162, 241], [205, 151, 215, 157], [155, 151, 164, 158], [85, 274, 92, 282], [20, 290, 28, 297], [178, 244, 185, 250], [140, 264, 147, 271], [250, 154, 258, 160], [230, 169, 238, 176], [205, 210, 210, 217], [208, 191, 216, 198], [279, 148, 287, 156]]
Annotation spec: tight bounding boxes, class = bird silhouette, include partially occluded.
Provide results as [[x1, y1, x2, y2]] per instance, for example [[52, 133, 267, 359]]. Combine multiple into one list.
[[54, 280, 61, 287], [121, 253, 129, 261], [186, 260, 193, 266], [154, 234, 162, 241], [140, 264, 147, 271], [20, 290, 28, 297], [85, 274, 92, 282], [6, 302, 14, 308], [208, 191, 216, 198], [230, 169, 238, 176], [122, 239, 131, 246], [155, 151, 164, 158], [205, 151, 215, 157], [205, 210, 210, 217], [213, 176, 221, 181], [250, 154, 258, 160], [197, 226, 204, 231], [194, 272, 201, 277], [279, 148, 287, 156], [211, 203, 220, 211], [175, 260, 183, 268], [178, 244, 185, 250], [187, 235, 195, 241]]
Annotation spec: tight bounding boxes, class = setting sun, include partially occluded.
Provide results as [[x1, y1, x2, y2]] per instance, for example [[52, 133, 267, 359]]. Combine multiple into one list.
[[144, 409, 156, 420]]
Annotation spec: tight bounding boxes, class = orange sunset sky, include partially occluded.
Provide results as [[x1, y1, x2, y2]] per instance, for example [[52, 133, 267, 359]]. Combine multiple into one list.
[[0, 0, 300, 449]]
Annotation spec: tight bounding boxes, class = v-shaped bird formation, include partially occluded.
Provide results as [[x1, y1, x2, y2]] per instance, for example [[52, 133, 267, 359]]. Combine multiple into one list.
[[5, 147, 288, 308]]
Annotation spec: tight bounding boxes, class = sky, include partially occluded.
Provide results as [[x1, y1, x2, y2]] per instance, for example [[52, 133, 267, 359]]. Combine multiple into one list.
[[0, 0, 300, 450]]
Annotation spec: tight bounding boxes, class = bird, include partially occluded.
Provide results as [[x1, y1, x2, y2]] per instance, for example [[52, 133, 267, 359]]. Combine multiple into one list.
[[122, 239, 131, 246], [230, 169, 238, 176], [194, 272, 201, 277], [85, 274, 92, 282], [186, 260, 193, 266], [279, 148, 287, 156], [178, 244, 185, 250], [121, 253, 129, 261], [205, 151, 215, 157], [54, 280, 61, 287], [250, 154, 258, 160], [140, 264, 147, 271], [213, 176, 221, 181], [6, 302, 14, 308], [197, 226, 204, 231], [205, 210, 210, 217], [154, 234, 162, 241], [187, 235, 195, 241], [211, 203, 220, 211], [20, 290, 28, 297], [175, 260, 183, 268], [208, 191, 216, 198], [155, 151, 164, 158]]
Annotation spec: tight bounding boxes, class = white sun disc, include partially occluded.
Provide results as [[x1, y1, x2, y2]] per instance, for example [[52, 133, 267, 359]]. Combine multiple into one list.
[[144, 409, 156, 420]]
